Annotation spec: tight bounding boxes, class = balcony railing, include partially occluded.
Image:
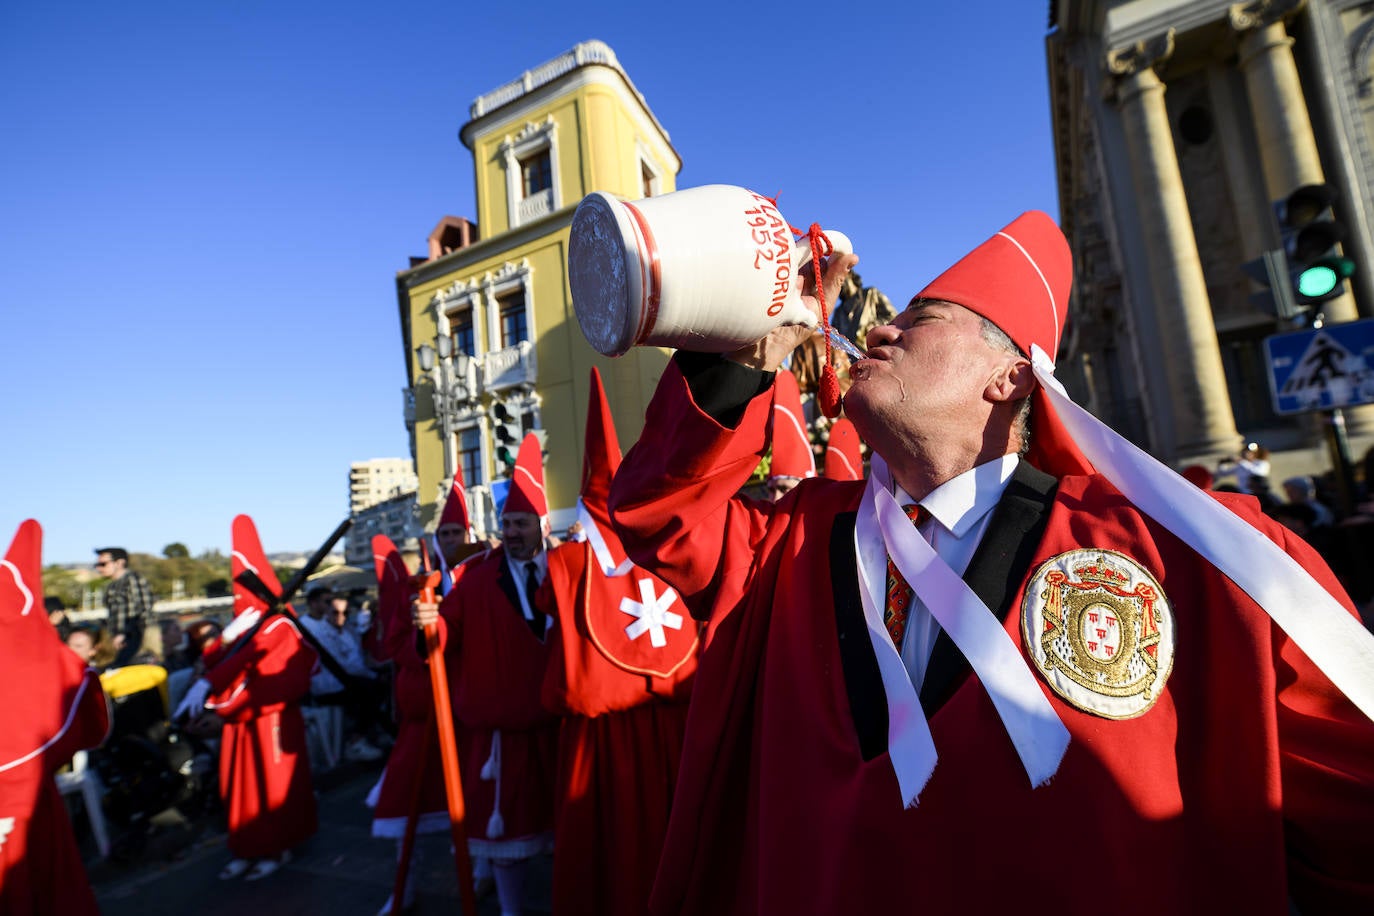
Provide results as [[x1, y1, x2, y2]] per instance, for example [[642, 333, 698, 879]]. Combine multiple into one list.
[[517, 188, 554, 224], [482, 340, 537, 392]]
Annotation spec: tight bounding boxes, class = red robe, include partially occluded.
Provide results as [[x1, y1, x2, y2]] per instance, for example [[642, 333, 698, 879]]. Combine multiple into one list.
[[538, 540, 697, 916], [368, 561, 448, 837], [1, 520, 110, 916], [434, 546, 558, 859], [610, 360, 1374, 916], [0, 664, 108, 916], [203, 614, 318, 859]]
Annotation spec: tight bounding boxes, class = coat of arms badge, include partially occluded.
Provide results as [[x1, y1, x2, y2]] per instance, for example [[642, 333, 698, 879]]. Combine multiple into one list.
[[1021, 549, 1175, 719]]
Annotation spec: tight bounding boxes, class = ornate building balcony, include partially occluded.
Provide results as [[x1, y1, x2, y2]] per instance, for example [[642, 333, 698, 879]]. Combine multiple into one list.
[[517, 188, 554, 224], [482, 340, 537, 392]]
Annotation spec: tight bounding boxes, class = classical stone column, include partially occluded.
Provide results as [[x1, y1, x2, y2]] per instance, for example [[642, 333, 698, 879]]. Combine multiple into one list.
[[1230, 0, 1374, 434], [1107, 32, 1241, 463]]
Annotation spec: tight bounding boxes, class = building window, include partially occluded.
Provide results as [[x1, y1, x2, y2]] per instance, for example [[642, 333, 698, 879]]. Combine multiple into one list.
[[499, 289, 528, 348], [459, 427, 483, 487], [642, 160, 655, 198], [449, 307, 475, 357], [521, 150, 552, 198], [501, 117, 559, 229]]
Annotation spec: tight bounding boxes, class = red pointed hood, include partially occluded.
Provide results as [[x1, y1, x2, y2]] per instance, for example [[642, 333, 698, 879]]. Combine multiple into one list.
[[824, 418, 864, 481], [1, 520, 96, 770], [770, 370, 816, 480], [504, 433, 548, 518], [438, 464, 470, 532], [231, 514, 283, 618], [581, 365, 624, 527], [371, 534, 407, 592], [914, 210, 1092, 477]]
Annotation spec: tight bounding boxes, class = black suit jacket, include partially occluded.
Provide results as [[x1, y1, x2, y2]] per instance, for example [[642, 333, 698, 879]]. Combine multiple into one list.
[[829, 461, 1059, 761]]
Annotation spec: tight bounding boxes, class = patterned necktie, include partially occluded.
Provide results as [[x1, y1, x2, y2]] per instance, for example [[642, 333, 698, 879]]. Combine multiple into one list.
[[883, 504, 928, 649], [524, 561, 546, 640]]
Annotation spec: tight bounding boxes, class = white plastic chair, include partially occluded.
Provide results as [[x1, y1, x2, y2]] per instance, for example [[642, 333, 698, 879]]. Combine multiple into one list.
[[55, 750, 110, 859]]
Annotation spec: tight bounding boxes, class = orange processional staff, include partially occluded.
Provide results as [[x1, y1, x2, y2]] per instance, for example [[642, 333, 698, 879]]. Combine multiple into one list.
[[403, 540, 476, 915]]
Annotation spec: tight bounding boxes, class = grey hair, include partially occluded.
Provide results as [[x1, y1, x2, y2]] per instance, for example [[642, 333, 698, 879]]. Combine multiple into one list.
[[978, 317, 1032, 457]]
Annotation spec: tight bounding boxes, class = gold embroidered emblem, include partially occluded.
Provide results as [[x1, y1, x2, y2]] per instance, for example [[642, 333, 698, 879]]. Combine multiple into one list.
[[1021, 549, 1175, 719]]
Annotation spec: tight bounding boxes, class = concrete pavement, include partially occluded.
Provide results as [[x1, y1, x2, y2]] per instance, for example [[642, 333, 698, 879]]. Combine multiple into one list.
[[88, 762, 551, 915]]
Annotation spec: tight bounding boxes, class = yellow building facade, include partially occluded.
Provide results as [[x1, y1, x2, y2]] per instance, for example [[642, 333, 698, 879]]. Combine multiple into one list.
[[397, 41, 680, 536]]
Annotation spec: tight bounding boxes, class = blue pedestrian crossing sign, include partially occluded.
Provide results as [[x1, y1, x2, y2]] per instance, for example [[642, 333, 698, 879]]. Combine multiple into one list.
[[1263, 319, 1374, 414]]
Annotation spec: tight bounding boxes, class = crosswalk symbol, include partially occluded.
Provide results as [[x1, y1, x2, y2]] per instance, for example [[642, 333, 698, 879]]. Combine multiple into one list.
[[1280, 331, 1354, 401], [1265, 319, 1374, 414]]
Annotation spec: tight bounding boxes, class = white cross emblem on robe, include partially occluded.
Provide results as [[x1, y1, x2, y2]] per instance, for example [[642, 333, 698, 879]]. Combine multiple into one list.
[[0, 818, 13, 849], [619, 577, 683, 648]]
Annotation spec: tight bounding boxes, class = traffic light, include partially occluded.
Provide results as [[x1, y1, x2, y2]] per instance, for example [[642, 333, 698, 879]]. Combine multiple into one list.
[[1280, 183, 1355, 306], [493, 402, 522, 467]]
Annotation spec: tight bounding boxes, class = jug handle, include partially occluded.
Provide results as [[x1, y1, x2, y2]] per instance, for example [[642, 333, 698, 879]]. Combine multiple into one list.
[[783, 230, 854, 326]]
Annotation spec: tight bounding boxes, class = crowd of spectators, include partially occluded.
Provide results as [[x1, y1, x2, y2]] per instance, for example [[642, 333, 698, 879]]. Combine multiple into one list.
[[1184, 441, 1374, 631], [50, 571, 394, 866]]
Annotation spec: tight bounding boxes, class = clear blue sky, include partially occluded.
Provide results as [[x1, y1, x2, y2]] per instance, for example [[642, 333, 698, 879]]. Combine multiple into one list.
[[0, 1, 1060, 565]]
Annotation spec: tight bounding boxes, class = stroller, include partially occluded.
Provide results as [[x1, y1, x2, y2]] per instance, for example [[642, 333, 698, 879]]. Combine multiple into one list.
[[89, 665, 219, 853]]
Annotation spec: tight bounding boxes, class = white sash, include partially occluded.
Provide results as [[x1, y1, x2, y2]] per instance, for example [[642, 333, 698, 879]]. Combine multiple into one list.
[[578, 498, 634, 578], [857, 456, 1070, 807]]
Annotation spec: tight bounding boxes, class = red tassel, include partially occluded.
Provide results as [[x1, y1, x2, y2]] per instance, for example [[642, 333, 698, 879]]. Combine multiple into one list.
[[819, 365, 841, 418]]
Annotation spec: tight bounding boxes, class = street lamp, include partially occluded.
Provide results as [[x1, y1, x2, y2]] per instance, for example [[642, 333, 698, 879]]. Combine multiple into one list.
[[417, 338, 459, 481], [417, 342, 436, 373]]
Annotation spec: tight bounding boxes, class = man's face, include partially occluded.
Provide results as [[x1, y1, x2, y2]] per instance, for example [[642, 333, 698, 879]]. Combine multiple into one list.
[[501, 512, 545, 561], [328, 596, 349, 629], [766, 476, 801, 502], [307, 594, 331, 618], [436, 523, 469, 564], [844, 300, 1023, 460], [95, 552, 125, 579]]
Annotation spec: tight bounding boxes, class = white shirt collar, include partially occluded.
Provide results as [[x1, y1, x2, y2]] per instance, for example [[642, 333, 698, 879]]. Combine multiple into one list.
[[895, 452, 1019, 538]]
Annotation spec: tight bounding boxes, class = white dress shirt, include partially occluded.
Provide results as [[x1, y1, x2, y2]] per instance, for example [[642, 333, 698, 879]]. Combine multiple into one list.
[[506, 550, 549, 623], [894, 453, 1019, 692]]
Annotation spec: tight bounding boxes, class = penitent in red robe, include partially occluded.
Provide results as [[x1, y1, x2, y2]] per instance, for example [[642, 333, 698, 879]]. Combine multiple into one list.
[[433, 546, 558, 861], [537, 540, 697, 916], [0, 521, 109, 916], [610, 359, 1374, 916], [203, 614, 318, 860], [367, 538, 448, 837]]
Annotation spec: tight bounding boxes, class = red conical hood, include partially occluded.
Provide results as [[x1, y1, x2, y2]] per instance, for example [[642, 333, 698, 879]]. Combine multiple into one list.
[[824, 418, 864, 481], [581, 367, 622, 506], [438, 465, 471, 532], [914, 210, 1091, 476], [1, 520, 102, 772], [504, 433, 548, 518], [769, 370, 816, 480], [1, 520, 57, 647], [231, 514, 283, 618], [580, 368, 625, 560]]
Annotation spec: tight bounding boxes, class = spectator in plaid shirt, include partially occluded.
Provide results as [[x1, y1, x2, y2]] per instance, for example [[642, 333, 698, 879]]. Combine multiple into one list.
[[95, 547, 154, 667]]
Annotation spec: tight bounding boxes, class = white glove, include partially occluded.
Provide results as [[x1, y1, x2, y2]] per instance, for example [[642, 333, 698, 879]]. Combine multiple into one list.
[[174, 678, 212, 720], [221, 609, 262, 646]]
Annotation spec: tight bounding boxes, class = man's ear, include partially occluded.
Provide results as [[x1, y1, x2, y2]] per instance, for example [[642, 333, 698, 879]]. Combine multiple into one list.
[[986, 358, 1036, 403]]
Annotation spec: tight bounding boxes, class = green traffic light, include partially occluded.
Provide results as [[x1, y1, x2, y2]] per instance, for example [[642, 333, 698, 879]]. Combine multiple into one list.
[[1297, 265, 1340, 298]]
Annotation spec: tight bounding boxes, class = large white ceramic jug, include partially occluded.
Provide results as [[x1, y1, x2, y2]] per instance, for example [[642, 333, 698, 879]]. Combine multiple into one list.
[[569, 184, 852, 356]]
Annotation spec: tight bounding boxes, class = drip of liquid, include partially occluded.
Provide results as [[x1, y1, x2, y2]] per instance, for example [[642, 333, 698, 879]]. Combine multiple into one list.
[[896, 377, 908, 402], [820, 326, 866, 361]]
